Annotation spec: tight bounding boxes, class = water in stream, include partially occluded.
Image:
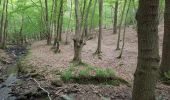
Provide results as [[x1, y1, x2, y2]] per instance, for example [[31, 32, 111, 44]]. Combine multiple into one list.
[[0, 46, 27, 100], [0, 63, 20, 100], [0, 75, 18, 100]]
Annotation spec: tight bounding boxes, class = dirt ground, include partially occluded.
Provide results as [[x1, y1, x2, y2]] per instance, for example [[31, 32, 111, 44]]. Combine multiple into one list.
[[12, 25, 170, 100]]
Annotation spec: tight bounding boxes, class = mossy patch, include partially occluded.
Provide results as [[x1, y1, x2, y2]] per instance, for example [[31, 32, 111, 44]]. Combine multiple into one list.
[[60, 63, 129, 86]]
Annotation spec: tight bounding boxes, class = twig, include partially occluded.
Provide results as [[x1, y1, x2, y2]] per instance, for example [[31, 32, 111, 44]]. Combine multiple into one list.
[[30, 78, 52, 100]]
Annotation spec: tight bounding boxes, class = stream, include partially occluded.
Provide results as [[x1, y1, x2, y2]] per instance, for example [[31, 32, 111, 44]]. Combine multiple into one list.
[[0, 46, 27, 100]]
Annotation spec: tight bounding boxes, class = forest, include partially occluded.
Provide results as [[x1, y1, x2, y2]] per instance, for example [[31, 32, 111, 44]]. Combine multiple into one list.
[[0, 0, 169, 100]]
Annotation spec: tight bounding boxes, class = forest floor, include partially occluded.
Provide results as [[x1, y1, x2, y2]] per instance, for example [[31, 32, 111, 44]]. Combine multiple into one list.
[[3, 25, 170, 100], [25, 25, 164, 82]]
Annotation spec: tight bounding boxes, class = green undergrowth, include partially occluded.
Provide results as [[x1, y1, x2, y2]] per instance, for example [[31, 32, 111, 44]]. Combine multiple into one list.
[[161, 71, 170, 85], [60, 62, 130, 86]]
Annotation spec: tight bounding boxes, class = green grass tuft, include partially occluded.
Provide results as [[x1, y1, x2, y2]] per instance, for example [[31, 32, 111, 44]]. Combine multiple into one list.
[[60, 67, 74, 82], [60, 63, 129, 86]]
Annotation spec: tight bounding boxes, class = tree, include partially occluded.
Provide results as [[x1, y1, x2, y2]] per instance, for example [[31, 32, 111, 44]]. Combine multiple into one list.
[[116, 0, 127, 50], [73, 0, 92, 63], [89, 0, 97, 37], [73, 0, 83, 63], [132, 0, 160, 100], [95, 0, 103, 56], [83, 0, 93, 39], [113, 0, 118, 34], [65, 0, 73, 44], [19, 16, 24, 45], [45, 0, 51, 45], [53, 0, 64, 53], [117, 0, 131, 59], [160, 0, 170, 73], [0, 0, 8, 49]]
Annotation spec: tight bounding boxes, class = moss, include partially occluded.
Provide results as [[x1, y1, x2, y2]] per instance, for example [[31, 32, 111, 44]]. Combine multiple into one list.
[[95, 68, 115, 78], [60, 68, 74, 82], [79, 69, 90, 77], [60, 64, 129, 86]]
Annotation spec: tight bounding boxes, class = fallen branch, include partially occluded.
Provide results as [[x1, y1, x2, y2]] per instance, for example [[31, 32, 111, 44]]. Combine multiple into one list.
[[55, 86, 67, 96], [30, 78, 52, 100], [55, 89, 64, 95]]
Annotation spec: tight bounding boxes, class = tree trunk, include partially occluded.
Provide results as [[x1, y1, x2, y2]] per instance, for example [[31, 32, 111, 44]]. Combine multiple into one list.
[[65, 0, 72, 44], [0, 0, 8, 49], [83, 0, 92, 38], [132, 0, 160, 100], [52, 0, 57, 46], [45, 0, 51, 45], [73, 0, 83, 63], [116, 0, 127, 50], [160, 0, 170, 73], [117, 0, 131, 59], [73, 0, 92, 63], [113, 0, 118, 34], [73, 40, 83, 63], [53, 0, 63, 53], [82, 0, 92, 39], [0, 0, 5, 44], [3, 17, 7, 49], [59, 10, 63, 41], [95, 0, 103, 55], [39, 0, 46, 41], [19, 16, 24, 45], [89, 0, 97, 36]]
